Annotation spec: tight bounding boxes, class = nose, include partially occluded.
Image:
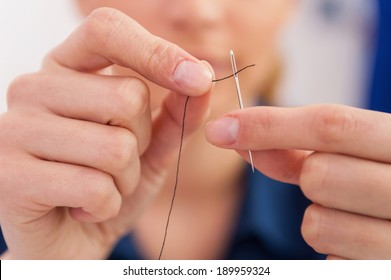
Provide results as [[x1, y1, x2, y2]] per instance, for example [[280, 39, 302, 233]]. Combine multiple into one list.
[[163, 0, 223, 32]]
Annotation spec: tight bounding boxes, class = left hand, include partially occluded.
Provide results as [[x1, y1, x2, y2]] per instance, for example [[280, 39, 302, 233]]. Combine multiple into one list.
[[206, 104, 391, 259]]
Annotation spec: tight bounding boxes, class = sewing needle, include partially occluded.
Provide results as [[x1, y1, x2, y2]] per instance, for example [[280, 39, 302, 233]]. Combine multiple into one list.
[[229, 50, 255, 173]]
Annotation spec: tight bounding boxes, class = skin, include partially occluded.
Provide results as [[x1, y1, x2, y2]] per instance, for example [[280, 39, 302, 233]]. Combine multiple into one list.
[[0, 0, 292, 259], [1, 0, 389, 260], [206, 105, 391, 259], [0, 8, 214, 259]]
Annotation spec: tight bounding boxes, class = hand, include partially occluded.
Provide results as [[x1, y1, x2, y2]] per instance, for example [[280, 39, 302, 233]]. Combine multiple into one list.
[[0, 8, 213, 259], [206, 104, 391, 259]]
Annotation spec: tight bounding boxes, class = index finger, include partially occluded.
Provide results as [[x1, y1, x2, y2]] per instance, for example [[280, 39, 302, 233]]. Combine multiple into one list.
[[46, 8, 213, 96], [206, 104, 391, 163]]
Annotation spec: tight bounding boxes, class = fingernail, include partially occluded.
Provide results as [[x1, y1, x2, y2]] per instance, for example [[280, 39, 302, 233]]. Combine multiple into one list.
[[173, 60, 213, 95], [205, 117, 239, 145]]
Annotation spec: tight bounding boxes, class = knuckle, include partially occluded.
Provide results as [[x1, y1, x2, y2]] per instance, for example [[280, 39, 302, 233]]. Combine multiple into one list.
[[6, 73, 37, 108], [102, 129, 138, 172], [83, 7, 124, 47], [104, 194, 122, 218], [311, 105, 355, 145], [83, 170, 118, 210], [150, 39, 171, 61], [124, 171, 141, 197], [93, 187, 121, 219], [146, 38, 174, 75], [113, 78, 150, 119]]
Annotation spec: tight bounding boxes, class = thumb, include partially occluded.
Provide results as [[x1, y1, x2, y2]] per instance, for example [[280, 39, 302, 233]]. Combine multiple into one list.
[[145, 90, 212, 173], [48, 8, 213, 97], [108, 88, 212, 232]]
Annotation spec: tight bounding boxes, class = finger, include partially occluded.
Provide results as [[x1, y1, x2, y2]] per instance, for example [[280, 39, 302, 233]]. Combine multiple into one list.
[[238, 148, 391, 219], [144, 91, 212, 174], [16, 113, 140, 197], [109, 90, 212, 230], [7, 72, 152, 154], [302, 205, 391, 259], [206, 104, 391, 163], [300, 153, 391, 220], [237, 149, 311, 185], [327, 255, 349, 260], [45, 8, 213, 96], [1, 155, 121, 224]]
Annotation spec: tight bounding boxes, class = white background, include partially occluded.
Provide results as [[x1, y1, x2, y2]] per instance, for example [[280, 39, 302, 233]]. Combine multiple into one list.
[[0, 0, 81, 113], [2, 260, 391, 280]]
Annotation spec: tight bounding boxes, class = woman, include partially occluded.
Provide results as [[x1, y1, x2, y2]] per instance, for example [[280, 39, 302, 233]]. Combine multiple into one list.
[[1, 0, 390, 260], [0, 0, 309, 259]]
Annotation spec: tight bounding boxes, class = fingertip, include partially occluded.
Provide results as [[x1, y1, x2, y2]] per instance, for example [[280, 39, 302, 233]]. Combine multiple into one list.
[[200, 60, 216, 81], [205, 117, 239, 146], [201, 60, 216, 92], [173, 60, 213, 96]]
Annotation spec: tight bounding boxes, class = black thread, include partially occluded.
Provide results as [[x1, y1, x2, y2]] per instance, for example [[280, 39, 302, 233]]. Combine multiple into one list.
[[158, 63, 255, 260], [158, 96, 190, 260], [212, 64, 256, 82]]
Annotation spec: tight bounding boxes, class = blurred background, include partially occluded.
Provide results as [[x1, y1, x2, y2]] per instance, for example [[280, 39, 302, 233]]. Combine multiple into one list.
[[0, 0, 377, 114], [0, 0, 81, 113]]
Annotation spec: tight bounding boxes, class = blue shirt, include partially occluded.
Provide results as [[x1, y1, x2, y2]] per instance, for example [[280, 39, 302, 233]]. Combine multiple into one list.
[[369, 0, 391, 111], [107, 168, 323, 260]]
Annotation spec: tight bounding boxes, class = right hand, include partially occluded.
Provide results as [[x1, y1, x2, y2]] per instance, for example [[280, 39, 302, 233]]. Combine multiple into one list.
[[0, 8, 213, 259]]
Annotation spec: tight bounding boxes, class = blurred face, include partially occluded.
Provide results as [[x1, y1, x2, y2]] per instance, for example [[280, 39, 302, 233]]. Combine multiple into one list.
[[77, 0, 293, 113]]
